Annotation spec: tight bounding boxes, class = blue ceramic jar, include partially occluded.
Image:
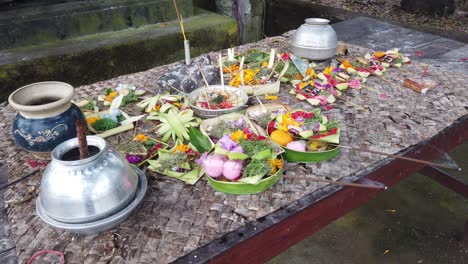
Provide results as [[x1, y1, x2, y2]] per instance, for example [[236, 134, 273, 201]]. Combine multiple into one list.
[[8, 82, 86, 159]]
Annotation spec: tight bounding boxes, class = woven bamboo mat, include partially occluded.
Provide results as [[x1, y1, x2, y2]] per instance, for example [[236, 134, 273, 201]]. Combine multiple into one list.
[[1, 36, 467, 263]]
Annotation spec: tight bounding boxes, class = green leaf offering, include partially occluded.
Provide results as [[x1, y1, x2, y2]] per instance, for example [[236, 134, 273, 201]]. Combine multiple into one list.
[[188, 126, 213, 154]]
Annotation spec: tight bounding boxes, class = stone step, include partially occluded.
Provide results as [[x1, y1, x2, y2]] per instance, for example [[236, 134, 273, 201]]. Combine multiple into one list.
[[0, 8, 238, 101], [0, 0, 194, 49]]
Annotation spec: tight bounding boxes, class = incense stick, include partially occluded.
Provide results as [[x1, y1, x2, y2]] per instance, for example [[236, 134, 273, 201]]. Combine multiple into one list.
[[335, 145, 461, 170], [0, 169, 40, 191], [283, 175, 387, 190], [171, 0, 186, 40], [255, 96, 267, 111], [196, 62, 211, 109]]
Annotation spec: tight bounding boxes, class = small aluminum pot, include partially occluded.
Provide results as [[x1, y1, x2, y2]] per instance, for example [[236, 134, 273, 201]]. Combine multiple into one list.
[[290, 18, 337, 60], [38, 136, 139, 223]]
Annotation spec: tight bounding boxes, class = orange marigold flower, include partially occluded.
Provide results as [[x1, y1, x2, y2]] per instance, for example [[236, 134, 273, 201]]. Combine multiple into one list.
[[134, 134, 148, 142], [262, 61, 269, 68], [341, 60, 354, 69], [86, 116, 100, 125], [152, 104, 161, 111], [374, 51, 386, 58], [105, 95, 114, 102], [306, 67, 315, 76], [173, 144, 189, 153]]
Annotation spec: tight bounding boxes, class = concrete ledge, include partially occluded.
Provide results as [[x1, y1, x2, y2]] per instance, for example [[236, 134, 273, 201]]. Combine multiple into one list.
[[0, 0, 194, 49], [0, 9, 238, 101]]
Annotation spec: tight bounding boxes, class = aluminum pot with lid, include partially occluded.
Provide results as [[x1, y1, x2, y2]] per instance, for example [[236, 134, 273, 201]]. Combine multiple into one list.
[[290, 18, 337, 60], [38, 136, 139, 224]]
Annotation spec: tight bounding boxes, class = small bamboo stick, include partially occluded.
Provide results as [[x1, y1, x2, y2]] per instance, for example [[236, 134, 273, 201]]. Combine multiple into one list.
[[283, 175, 387, 190], [76, 119, 88, 159], [335, 145, 461, 171]]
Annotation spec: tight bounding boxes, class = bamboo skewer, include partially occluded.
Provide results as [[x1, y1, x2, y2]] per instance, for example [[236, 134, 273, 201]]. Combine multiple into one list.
[[166, 83, 186, 95], [361, 84, 382, 94], [283, 175, 387, 190], [336, 96, 369, 112], [334, 145, 461, 171]]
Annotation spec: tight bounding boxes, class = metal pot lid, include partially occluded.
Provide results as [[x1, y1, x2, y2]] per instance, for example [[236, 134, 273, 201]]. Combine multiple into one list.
[[36, 165, 148, 235]]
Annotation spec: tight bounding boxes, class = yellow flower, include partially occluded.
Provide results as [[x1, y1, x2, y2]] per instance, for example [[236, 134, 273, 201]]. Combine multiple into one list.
[[134, 134, 148, 142], [298, 81, 314, 90], [173, 102, 181, 108], [262, 61, 269, 68], [264, 94, 278, 100], [109, 91, 118, 97], [323, 66, 334, 75], [86, 116, 100, 125], [269, 159, 283, 174], [231, 130, 247, 142], [173, 144, 189, 153]]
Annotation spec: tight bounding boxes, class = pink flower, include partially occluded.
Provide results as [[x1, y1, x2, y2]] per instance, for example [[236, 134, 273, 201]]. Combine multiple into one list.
[[349, 79, 361, 89], [281, 53, 291, 61]]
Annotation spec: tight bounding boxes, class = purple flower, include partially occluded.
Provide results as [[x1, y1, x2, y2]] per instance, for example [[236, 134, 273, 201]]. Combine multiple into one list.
[[323, 83, 333, 90], [228, 117, 244, 128], [332, 68, 343, 73], [313, 122, 320, 133], [126, 154, 142, 164], [196, 152, 209, 166], [219, 134, 238, 151], [295, 116, 304, 122], [235, 117, 244, 127]]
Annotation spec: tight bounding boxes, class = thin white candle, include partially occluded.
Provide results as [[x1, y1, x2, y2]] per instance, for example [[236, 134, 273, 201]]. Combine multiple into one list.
[[268, 48, 275, 69], [239, 56, 245, 86], [219, 54, 225, 91]]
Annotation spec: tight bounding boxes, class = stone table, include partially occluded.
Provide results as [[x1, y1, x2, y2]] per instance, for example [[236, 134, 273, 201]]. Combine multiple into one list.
[[0, 17, 467, 264]]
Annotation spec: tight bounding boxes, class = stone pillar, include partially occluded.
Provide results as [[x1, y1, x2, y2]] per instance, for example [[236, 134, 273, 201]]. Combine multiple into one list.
[[215, 0, 265, 44]]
